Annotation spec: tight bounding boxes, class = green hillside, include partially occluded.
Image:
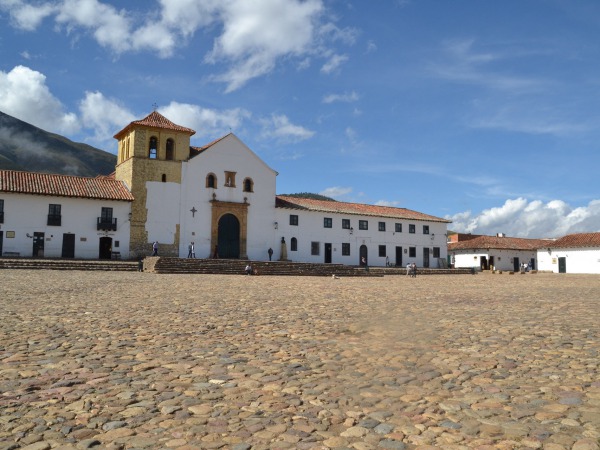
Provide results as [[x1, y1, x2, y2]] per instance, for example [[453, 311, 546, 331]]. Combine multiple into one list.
[[0, 110, 116, 176]]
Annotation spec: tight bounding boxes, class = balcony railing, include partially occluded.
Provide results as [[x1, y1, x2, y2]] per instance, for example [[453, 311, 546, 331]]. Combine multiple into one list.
[[47, 214, 62, 226], [97, 217, 117, 231]]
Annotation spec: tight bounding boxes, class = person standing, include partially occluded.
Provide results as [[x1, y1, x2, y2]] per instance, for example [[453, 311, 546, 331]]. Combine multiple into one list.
[[406, 262, 411, 276], [411, 262, 417, 278], [152, 241, 158, 256], [187, 242, 193, 258], [268, 247, 273, 261]]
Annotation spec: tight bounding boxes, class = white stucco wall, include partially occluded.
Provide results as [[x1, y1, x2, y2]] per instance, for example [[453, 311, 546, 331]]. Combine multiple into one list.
[[274, 209, 448, 267], [145, 181, 182, 245], [0, 193, 131, 259], [537, 248, 600, 274], [452, 249, 537, 271]]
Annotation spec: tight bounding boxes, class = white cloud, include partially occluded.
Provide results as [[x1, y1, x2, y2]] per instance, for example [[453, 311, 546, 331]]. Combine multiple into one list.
[[5, 1, 55, 30], [430, 38, 548, 93], [207, 0, 324, 92], [322, 91, 359, 104], [55, 0, 133, 53], [131, 22, 177, 57], [159, 102, 251, 139], [318, 22, 359, 45], [469, 103, 592, 137], [157, 0, 218, 37], [375, 200, 400, 207], [260, 114, 314, 143], [0, 65, 79, 134], [79, 91, 135, 144], [321, 53, 348, 74], [1, 0, 356, 91], [319, 186, 352, 199], [446, 198, 600, 238]]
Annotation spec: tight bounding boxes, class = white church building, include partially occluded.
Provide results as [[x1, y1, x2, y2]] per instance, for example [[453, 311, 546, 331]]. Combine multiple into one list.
[[0, 111, 451, 267]]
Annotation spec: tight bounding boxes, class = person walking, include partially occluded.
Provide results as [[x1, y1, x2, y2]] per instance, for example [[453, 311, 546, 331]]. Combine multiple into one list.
[[406, 263, 411, 276], [187, 242, 195, 258], [268, 247, 273, 261], [152, 241, 158, 256], [411, 262, 417, 278]]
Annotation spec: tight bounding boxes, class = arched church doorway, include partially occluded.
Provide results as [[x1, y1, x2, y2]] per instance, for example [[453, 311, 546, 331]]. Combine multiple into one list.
[[218, 214, 240, 258]]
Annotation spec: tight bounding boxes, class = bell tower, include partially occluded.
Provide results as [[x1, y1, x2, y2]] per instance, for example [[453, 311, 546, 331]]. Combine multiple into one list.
[[114, 111, 196, 257]]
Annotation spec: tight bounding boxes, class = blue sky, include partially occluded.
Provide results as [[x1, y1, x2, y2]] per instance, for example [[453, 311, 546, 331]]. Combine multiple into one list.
[[1, 0, 599, 238]]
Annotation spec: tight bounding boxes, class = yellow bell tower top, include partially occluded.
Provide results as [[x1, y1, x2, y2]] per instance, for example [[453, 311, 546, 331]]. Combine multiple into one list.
[[114, 110, 196, 164]]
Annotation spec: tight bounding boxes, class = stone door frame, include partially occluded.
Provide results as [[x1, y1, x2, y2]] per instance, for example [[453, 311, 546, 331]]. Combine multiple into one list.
[[210, 200, 248, 259]]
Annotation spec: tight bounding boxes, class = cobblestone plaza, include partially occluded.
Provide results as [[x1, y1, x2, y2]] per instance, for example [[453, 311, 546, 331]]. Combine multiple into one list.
[[1, 271, 599, 449]]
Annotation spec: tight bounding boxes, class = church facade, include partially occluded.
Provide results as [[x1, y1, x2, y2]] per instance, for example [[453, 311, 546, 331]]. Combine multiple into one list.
[[0, 111, 451, 267]]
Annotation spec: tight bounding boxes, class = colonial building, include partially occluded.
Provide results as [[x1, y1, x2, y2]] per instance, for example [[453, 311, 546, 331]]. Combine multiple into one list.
[[0, 111, 451, 265], [537, 232, 600, 274], [448, 233, 550, 272], [0, 171, 133, 259]]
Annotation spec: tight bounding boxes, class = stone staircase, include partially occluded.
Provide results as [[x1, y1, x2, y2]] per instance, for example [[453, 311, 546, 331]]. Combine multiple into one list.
[[144, 257, 381, 277], [0, 258, 138, 271], [0, 257, 473, 276]]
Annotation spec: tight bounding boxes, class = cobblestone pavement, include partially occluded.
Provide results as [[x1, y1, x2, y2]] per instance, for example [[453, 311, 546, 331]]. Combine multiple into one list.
[[1, 271, 599, 450]]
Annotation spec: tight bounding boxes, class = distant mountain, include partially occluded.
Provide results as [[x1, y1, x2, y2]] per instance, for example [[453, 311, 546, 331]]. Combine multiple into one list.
[[283, 192, 337, 201], [0, 110, 116, 177]]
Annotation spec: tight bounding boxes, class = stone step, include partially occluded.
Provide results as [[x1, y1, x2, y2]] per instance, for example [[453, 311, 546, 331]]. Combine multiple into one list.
[[0, 257, 473, 276], [146, 257, 381, 277], [0, 258, 138, 271]]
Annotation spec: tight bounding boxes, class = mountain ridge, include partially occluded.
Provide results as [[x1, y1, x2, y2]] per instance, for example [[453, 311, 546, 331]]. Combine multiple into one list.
[[0, 110, 116, 177]]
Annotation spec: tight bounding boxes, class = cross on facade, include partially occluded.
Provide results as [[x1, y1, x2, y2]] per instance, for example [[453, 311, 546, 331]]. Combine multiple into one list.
[[190, 207, 197, 217]]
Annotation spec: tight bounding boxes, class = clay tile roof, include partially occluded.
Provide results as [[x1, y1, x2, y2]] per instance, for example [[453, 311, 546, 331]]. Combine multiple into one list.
[[114, 111, 196, 139], [275, 195, 451, 223], [548, 232, 600, 248], [0, 170, 134, 201], [448, 235, 551, 251]]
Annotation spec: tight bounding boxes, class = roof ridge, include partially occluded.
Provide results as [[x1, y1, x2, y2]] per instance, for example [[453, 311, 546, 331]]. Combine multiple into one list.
[[114, 111, 196, 139]]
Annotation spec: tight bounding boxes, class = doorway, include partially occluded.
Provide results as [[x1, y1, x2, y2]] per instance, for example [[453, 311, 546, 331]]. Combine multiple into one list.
[[513, 257, 520, 272], [359, 245, 368, 266], [423, 247, 430, 268], [558, 257, 566, 273], [62, 233, 75, 258], [99, 236, 112, 260], [395, 246, 402, 267], [218, 213, 240, 258], [480, 256, 489, 270], [0, 231, 3, 256], [33, 232, 45, 257], [324, 243, 332, 263]]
